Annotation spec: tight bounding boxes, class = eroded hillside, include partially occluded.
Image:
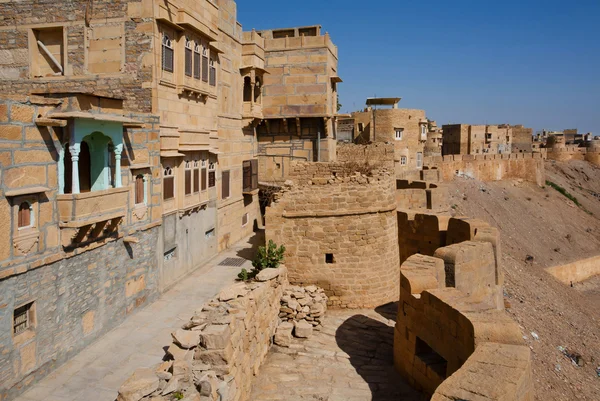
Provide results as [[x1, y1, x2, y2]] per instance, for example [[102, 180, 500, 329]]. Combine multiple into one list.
[[447, 160, 600, 401]]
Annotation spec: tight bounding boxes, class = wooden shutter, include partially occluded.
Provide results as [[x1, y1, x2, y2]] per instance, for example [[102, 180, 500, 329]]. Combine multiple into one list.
[[18, 202, 30, 228], [243, 161, 251, 192], [222, 170, 230, 199], [251, 159, 258, 190], [193, 168, 200, 193], [202, 54, 209, 82], [185, 169, 192, 195], [135, 175, 144, 204], [185, 46, 192, 77], [163, 177, 174, 200], [209, 63, 216, 86], [193, 50, 201, 79], [208, 171, 215, 187], [201, 168, 207, 190]]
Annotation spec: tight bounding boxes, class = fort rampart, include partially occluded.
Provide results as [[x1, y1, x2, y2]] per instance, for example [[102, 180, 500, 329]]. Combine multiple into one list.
[[265, 161, 400, 308], [423, 153, 545, 186]]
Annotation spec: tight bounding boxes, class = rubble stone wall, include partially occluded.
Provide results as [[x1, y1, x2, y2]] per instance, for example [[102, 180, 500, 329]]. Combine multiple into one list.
[[1, 227, 160, 401], [118, 267, 288, 401], [336, 142, 395, 168], [424, 153, 545, 186], [395, 180, 448, 211], [266, 161, 400, 308]]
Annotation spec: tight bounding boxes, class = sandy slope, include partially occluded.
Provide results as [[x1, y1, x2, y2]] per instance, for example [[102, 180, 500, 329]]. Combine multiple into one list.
[[447, 160, 600, 401]]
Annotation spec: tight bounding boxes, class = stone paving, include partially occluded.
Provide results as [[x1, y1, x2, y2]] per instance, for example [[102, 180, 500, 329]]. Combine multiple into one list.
[[250, 303, 425, 401], [20, 234, 261, 401]]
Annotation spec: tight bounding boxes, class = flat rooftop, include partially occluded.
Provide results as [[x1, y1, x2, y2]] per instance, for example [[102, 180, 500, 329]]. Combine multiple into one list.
[[366, 97, 401, 106]]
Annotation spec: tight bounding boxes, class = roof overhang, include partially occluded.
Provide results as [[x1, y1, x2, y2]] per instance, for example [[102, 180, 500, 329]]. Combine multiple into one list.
[[45, 111, 144, 127], [330, 76, 343, 83], [366, 97, 401, 106]]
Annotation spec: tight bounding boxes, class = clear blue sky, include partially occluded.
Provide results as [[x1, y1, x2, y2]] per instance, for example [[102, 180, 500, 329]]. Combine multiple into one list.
[[237, 0, 600, 134]]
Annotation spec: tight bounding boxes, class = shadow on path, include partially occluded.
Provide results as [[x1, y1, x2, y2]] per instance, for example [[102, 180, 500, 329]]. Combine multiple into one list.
[[235, 229, 265, 260], [335, 306, 425, 401]]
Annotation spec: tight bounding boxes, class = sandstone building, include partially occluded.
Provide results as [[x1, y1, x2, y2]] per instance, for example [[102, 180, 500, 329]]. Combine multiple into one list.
[[442, 123, 533, 156], [256, 25, 341, 182], [0, 1, 334, 399], [353, 97, 428, 176]]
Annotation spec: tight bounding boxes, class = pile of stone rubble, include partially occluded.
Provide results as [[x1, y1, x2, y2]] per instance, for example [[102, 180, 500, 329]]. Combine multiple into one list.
[[275, 285, 327, 345]]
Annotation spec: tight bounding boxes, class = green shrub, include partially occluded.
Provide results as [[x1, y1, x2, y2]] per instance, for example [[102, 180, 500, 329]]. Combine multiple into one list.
[[237, 268, 249, 281], [252, 240, 286, 271], [546, 180, 580, 206]]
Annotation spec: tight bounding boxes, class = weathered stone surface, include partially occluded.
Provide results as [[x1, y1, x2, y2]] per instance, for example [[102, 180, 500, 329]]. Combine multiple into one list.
[[255, 267, 281, 282], [218, 283, 249, 301], [199, 324, 231, 350], [172, 329, 200, 349], [167, 344, 193, 362], [161, 377, 179, 395], [274, 322, 294, 347], [117, 368, 159, 401], [294, 320, 313, 338]]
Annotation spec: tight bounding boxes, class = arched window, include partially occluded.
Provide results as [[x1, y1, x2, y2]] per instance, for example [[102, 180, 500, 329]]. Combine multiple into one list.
[[202, 45, 209, 82], [163, 167, 174, 200], [135, 174, 145, 205], [162, 33, 174, 72], [243, 77, 252, 102], [193, 43, 201, 79], [254, 77, 262, 103], [209, 58, 216, 86], [18, 202, 31, 228], [184, 37, 193, 77]]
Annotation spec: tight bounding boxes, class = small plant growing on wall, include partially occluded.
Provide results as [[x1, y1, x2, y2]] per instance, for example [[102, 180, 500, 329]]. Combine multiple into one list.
[[252, 240, 286, 271]]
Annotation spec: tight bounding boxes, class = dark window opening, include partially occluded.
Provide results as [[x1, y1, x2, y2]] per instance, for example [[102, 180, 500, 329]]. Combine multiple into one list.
[[18, 202, 31, 228], [202, 48, 209, 82], [243, 77, 252, 102], [298, 27, 317, 37], [163, 167, 174, 200], [201, 168, 207, 190], [325, 253, 334, 264], [415, 337, 448, 379], [13, 302, 34, 335], [209, 59, 216, 86], [184, 38, 193, 77], [134, 174, 144, 205], [162, 33, 174, 73], [193, 44, 201, 79], [222, 170, 230, 199], [185, 168, 192, 195], [243, 160, 258, 192], [254, 78, 262, 103], [272, 29, 295, 39], [193, 167, 200, 193], [208, 170, 215, 188], [78, 141, 92, 193]]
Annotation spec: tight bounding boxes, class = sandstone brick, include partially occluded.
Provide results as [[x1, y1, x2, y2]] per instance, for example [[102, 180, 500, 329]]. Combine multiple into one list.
[[1, 125, 23, 141], [10, 104, 35, 123]]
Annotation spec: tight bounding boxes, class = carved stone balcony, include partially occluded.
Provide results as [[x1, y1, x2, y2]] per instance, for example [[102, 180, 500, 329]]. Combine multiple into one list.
[[57, 187, 129, 248]]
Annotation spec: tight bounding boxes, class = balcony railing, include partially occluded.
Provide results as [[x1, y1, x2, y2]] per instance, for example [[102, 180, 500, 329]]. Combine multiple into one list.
[[57, 187, 129, 228]]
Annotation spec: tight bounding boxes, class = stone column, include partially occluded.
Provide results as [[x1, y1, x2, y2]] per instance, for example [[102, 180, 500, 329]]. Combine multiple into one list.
[[69, 142, 81, 194], [114, 144, 123, 188]]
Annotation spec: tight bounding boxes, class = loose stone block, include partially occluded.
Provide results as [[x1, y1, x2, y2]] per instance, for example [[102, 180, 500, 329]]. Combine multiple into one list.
[[294, 320, 313, 338], [117, 368, 159, 401]]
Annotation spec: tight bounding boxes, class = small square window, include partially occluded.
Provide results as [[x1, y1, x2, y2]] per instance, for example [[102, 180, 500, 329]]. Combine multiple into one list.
[[400, 156, 407, 166], [14, 302, 35, 336], [325, 253, 334, 264], [395, 128, 404, 140]]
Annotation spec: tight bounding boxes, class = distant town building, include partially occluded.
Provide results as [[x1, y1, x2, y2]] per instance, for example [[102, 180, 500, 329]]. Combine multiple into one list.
[[442, 124, 533, 156], [352, 97, 428, 175]]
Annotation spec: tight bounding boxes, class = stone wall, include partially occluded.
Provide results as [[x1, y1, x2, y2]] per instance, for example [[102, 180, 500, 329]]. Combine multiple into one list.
[[545, 146, 600, 167], [117, 267, 288, 401], [423, 153, 546, 186], [396, 180, 448, 211], [336, 142, 395, 168], [394, 231, 533, 400], [545, 254, 600, 285], [1, 227, 160, 401], [265, 161, 400, 308]]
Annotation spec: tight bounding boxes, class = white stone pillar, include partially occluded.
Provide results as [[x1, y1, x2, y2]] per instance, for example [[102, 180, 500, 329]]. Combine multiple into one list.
[[69, 143, 80, 194], [114, 144, 123, 188]]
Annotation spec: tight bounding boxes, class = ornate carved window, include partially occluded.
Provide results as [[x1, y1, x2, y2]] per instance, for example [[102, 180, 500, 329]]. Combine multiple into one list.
[[162, 33, 174, 72], [184, 160, 192, 196], [135, 174, 145, 205], [209, 58, 216, 86], [193, 43, 201, 79], [163, 167, 174, 200], [202, 45, 209, 82], [184, 37, 193, 77]]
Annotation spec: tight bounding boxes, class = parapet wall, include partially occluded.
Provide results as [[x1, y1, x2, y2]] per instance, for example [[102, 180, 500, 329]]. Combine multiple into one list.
[[266, 161, 400, 308], [396, 180, 448, 211], [118, 267, 288, 401], [545, 254, 600, 285], [336, 143, 395, 167], [424, 153, 545, 186], [395, 229, 533, 400], [545, 146, 600, 166]]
